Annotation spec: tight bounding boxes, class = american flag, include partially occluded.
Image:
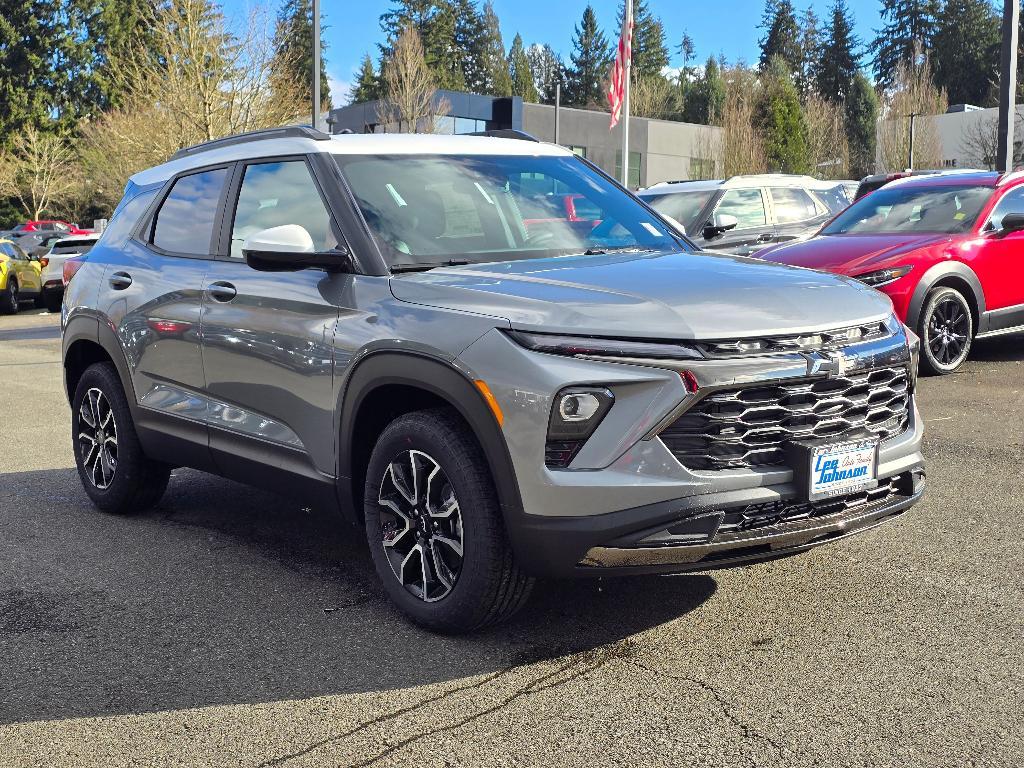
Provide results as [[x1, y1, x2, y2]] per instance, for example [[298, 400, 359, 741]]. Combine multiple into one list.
[[606, 2, 633, 129]]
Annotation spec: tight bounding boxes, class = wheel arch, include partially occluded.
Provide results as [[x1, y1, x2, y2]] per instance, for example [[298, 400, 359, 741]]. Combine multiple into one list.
[[62, 314, 138, 409], [336, 352, 523, 529], [906, 261, 985, 334]]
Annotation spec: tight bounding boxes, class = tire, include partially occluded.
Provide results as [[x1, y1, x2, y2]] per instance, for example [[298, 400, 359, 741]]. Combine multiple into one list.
[[33, 293, 46, 309], [43, 289, 62, 313], [363, 408, 534, 633], [0, 278, 19, 315], [917, 286, 973, 375], [72, 362, 171, 514]]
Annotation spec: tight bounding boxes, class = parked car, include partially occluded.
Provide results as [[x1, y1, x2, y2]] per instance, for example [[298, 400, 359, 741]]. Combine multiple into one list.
[[0, 237, 44, 314], [638, 175, 853, 255], [62, 127, 925, 632], [11, 219, 93, 235], [756, 170, 1024, 374], [39, 234, 99, 312], [852, 169, 986, 201], [17, 232, 67, 258]]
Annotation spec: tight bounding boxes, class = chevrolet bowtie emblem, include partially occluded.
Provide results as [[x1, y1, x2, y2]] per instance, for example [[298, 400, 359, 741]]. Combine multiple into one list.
[[806, 350, 852, 377]]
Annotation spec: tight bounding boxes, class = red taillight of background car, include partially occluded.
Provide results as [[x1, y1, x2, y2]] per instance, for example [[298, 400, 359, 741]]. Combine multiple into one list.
[[63, 257, 85, 286]]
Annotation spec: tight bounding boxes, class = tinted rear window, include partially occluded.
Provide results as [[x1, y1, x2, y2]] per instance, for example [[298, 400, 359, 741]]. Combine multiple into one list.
[[152, 168, 228, 255]]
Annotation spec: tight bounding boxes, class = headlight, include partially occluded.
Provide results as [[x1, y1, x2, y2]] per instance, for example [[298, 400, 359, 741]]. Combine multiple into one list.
[[506, 330, 703, 360], [545, 386, 614, 468], [854, 265, 913, 287]]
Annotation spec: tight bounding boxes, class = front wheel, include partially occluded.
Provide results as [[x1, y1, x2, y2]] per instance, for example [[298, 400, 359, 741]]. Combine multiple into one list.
[[72, 362, 171, 514], [363, 408, 534, 633], [918, 286, 973, 375]]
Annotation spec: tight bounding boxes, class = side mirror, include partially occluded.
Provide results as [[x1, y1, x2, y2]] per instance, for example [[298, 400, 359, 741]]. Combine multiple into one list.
[[242, 225, 353, 273], [998, 212, 1024, 236], [702, 212, 739, 238]]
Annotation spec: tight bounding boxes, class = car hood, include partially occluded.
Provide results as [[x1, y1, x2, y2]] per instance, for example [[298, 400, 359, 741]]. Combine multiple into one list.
[[756, 233, 950, 274], [389, 250, 893, 340]]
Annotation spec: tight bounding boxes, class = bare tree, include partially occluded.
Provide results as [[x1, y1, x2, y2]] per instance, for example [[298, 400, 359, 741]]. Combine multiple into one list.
[[719, 68, 767, 177], [377, 25, 450, 133], [878, 52, 948, 172], [75, 0, 307, 213], [958, 112, 1024, 170], [0, 127, 77, 220], [803, 93, 848, 179], [630, 75, 679, 121]]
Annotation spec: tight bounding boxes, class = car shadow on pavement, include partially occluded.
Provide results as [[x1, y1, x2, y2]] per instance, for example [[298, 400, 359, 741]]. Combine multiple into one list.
[[0, 467, 717, 725], [969, 333, 1024, 362]]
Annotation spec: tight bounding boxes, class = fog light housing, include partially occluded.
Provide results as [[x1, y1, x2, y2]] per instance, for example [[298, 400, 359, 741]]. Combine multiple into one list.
[[545, 387, 614, 468]]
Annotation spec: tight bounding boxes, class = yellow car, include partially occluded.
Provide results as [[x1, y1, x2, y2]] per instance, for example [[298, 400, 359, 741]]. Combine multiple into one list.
[[0, 237, 44, 315]]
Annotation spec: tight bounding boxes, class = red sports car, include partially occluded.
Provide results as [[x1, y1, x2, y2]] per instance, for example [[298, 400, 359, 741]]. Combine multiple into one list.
[[756, 171, 1024, 374], [12, 219, 93, 235]]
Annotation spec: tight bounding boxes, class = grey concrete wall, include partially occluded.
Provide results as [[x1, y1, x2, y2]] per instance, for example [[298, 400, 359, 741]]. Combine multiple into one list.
[[522, 103, 722, 187]]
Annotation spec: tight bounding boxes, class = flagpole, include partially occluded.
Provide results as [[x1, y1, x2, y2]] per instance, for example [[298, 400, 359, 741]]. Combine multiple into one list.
[[621, 0, 632, 187]]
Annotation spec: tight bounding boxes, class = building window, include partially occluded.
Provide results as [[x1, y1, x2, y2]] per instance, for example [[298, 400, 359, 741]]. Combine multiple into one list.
[[689, 157, 715, 179], [566, 145, 587, 158], [615, 150, 642, 188], [454, 117, 487, 134]]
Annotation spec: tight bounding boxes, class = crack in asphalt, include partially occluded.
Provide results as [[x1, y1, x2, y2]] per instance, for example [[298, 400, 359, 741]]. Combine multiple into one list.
[[257, 640, 637, 767], [626, 657, 787, 763]]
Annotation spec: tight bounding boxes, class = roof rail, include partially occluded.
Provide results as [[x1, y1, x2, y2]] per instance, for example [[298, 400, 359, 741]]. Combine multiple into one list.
[[466, 128, 539, 142], [170, 125, 332, 161]]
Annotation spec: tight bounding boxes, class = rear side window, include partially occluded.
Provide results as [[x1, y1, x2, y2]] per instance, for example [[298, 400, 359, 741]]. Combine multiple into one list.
[[152, 168, 228, 255], [769, 187, 820, 223], [229, 161, 335, 259], [103, 188, 158, 245]]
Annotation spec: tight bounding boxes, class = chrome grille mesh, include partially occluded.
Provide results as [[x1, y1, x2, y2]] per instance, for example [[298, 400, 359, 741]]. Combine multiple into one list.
[[660, 366, 911, 471]]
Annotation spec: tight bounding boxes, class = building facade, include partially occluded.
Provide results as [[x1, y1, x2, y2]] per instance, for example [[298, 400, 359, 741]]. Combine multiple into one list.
[[327, 90, 722, 189]]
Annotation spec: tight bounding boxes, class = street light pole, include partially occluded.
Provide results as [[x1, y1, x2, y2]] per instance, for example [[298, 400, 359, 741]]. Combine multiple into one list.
[[312, 0, 321, 130], [996, 0, 1019, 173]]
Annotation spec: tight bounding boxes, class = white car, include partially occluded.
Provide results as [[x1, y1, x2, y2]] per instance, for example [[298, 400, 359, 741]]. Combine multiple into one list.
[[40, 234, 98, 312]]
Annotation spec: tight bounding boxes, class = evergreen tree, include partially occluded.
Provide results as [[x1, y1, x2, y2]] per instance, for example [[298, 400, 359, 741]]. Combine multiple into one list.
[[478, 0, 511, 96], [380, 0, 463, 90], [759, 0, 802, 74], [816, 0, 860, 102], [618, 0, 669, 78], [0, 0, 64, 142], [846, 71, 879, 177], [527, 43, 564, 104], [754, 56, 810, 172], [273, 0, 331, 109], [350, 53, 379, 103], [682, 56, 726, 125], [932, 0, 999, 106], [795, 6, 821, 100], [871, 0, 940, 91], [565, 5, 610, 106], [508, 33, 538, 102], [453, 0, 487, 93]]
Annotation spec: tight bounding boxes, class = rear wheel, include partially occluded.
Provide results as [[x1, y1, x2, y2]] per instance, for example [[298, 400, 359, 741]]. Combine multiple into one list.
[[918, 286, 973, 375], [363, 408, 533, 633], [72, 362, 171, 514], [43, 289, 62, 313], [0, 278, 19, 315]]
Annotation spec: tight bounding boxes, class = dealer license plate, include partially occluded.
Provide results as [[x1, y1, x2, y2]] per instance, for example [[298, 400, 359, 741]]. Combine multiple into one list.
[[809, 439, 878, 500]]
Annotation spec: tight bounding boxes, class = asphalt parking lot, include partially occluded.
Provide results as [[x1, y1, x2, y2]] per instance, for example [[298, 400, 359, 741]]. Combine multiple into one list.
[[0, 308, 1021, 767]]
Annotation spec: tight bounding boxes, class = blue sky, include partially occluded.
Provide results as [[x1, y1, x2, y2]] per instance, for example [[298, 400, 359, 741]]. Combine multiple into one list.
[[221, 0, 886, 103]]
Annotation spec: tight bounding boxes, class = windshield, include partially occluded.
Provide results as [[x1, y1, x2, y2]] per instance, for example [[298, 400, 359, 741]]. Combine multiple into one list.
[[822, 184, 992, 235], [640, 189, 716, 232], [335, 154, 681, 268]]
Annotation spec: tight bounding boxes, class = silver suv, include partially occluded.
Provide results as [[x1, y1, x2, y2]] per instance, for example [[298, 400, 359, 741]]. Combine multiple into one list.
[[61, 127, 925, 633]]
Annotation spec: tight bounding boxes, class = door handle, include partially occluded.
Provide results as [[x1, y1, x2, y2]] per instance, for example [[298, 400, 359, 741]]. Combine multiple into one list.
[[208, 281, 237, 302], [109, 272, 132, 289], [756, 233, 773, 243]]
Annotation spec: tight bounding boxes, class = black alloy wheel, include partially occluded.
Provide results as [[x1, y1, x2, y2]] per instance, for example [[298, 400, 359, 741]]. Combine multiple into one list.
[[1, 278, 19, 315], [919, 286, 973, 375], [377, 449, 465, 603]]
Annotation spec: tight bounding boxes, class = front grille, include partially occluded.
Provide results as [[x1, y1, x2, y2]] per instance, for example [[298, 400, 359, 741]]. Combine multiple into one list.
[[660, 366, 911, 471]]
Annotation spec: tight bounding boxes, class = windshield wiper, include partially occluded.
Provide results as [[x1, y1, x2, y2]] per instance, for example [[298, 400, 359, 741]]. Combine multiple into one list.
[[390, 259, 471, 273], [581, 246, 657, 255]]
